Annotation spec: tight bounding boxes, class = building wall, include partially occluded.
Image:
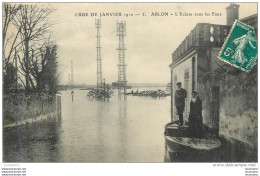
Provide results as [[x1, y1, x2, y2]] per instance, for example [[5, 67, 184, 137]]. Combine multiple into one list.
[[197, 48, 257, 150], [197, 47, 220, 128], [197, 47, 213, 77]]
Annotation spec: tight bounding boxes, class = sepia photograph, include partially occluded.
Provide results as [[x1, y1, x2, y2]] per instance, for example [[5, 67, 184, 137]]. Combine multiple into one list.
[[2, 1, 258, 166]]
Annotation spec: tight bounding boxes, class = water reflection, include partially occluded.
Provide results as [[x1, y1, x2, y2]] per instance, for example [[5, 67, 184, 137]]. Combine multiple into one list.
[[4, 89, 170, 162], [117, 102, 128, 161], [3, 117, 60, 162]]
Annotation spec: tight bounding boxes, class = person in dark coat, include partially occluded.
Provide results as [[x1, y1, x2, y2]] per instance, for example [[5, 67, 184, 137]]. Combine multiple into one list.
[[174, 82, 187, 126], [188, 90, 203, 138]]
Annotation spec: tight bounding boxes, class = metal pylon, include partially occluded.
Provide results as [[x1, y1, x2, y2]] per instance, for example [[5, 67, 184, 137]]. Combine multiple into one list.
[[117, 21, 127, 100], [95, 19, 102, 89]]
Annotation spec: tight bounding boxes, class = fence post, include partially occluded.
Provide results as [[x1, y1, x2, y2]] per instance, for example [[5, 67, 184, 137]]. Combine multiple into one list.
[[56, 93, 62, 122]]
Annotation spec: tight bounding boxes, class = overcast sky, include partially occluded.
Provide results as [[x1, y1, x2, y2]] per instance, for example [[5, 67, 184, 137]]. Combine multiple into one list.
[[49, 3, 257, 85]]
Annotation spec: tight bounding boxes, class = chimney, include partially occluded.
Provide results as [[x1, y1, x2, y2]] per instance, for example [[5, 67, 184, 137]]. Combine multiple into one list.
[[226, 3, 240, 26]]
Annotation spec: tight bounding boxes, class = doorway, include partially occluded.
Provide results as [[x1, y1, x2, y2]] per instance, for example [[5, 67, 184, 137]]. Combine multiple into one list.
[[184, 69, 189, 119]]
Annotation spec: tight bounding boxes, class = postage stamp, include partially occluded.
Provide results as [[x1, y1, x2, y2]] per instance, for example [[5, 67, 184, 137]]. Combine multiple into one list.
[[218, 20, 257, 72]]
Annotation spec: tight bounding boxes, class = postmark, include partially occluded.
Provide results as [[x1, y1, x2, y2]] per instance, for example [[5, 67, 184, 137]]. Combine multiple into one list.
[[218, 20, 257, 72]]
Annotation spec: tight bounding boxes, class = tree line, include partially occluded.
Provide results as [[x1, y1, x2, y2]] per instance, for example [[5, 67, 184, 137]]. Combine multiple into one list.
[[3, 3, 60, 93]]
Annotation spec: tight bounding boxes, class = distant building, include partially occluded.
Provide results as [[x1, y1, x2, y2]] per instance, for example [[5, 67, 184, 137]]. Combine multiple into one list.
[[170, 4, 257, 160], [112, 82, 131, 89], [58, 85, 68, 91]]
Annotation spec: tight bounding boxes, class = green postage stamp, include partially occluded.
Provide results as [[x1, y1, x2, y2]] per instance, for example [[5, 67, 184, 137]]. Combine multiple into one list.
[[218, 20, 257, 72]]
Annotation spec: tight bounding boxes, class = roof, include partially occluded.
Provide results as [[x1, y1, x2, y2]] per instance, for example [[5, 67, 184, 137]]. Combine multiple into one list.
[[240, 14, 258, 29], [170, 23, 230, 66], [169, 13, 258, 67]]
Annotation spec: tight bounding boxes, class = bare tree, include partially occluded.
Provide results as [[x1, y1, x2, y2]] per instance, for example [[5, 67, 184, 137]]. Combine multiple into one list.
[[3, 4, 21, 89], [3, 4, 21, 56], [13, 4, 55, 90], [28, 43, 60, 92], [2, 4, 26, 91]]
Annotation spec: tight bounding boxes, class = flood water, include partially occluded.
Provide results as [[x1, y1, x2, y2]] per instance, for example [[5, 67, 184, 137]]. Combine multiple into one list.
[[3, 88, 171, 162]]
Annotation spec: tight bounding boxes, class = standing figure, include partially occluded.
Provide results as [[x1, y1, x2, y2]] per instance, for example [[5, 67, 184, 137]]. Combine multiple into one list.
[[174, 82, 187, 126], [188, 90, 203, 138]]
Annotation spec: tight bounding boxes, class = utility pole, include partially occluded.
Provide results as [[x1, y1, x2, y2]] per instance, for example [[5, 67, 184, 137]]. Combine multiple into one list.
[[95, 19, 103, 89], [117, 21, 127, 100], [71, 60, 74, 89], [68, 73, 71, 89]]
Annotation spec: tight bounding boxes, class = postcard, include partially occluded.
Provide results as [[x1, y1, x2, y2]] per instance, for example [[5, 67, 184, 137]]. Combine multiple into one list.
[[2, 2, 258, 175]]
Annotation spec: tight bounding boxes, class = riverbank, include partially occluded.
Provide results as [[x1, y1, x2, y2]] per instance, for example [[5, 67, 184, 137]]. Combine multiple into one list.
[[3, 112, 57, 129], [3, 116, 60, 162], [3, 91, 57, 126]]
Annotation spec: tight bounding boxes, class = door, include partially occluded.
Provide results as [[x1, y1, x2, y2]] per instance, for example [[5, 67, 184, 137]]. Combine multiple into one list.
[[173, 74, 178, 121], [184, 69, 189, 119]]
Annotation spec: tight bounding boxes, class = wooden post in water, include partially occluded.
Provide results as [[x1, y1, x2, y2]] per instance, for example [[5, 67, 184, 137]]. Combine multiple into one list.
[[103, 79, 106, 102], [71, 91, 74, 102]]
